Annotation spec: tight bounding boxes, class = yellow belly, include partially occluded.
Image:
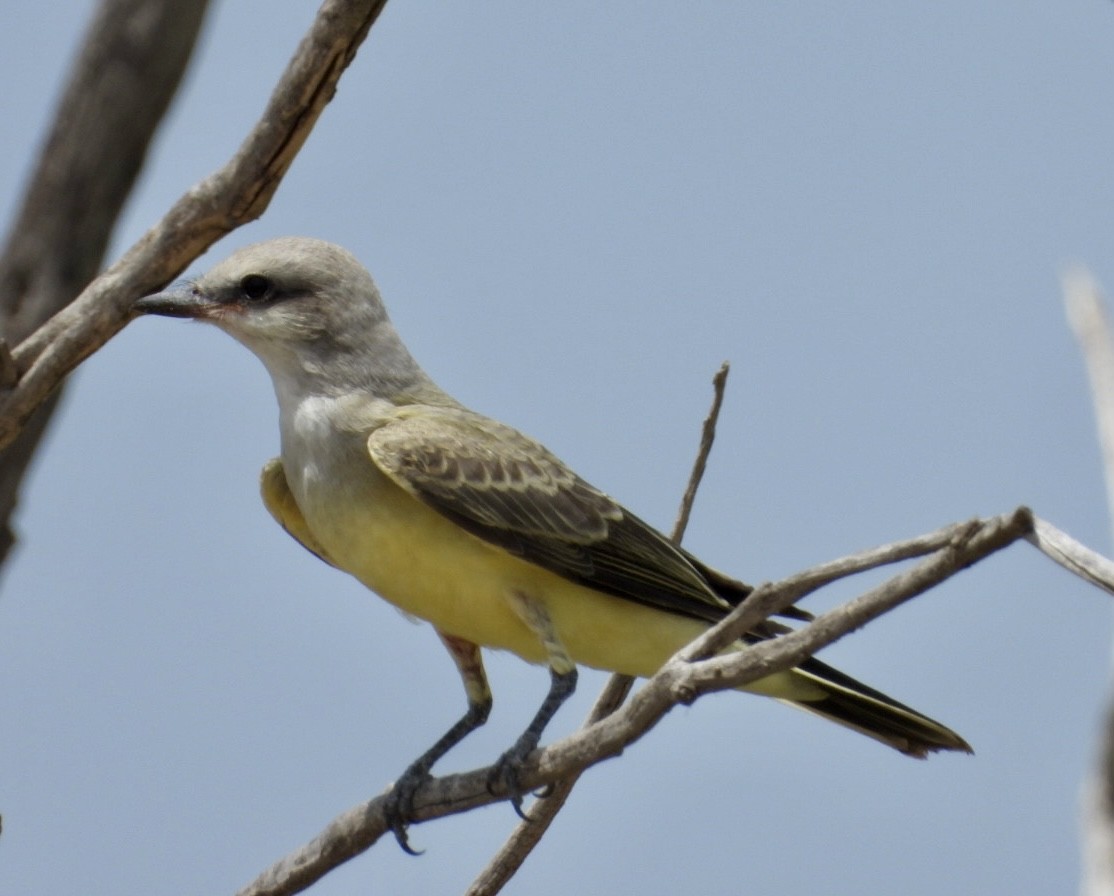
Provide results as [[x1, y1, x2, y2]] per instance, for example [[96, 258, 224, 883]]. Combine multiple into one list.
[[297, 463, 702, 675], [293, 457, 821, 702]]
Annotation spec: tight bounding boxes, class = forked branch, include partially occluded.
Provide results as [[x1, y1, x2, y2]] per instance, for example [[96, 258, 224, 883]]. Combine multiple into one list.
[[234, 504, 1108, 896]]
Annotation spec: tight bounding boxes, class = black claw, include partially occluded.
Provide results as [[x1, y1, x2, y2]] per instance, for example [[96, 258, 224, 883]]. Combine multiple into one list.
[[382, 694, 493, 854], [487, 738, 537, 818], [393, 826, 424, 857], [386, 807, 424, 856], [486, 667, 578, 819], [384, 765, 432, 856]]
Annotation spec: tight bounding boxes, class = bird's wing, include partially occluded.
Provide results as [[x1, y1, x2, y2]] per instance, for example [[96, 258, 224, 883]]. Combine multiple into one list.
[[366, 405, 736, 624], [260, 457, 340, 568]]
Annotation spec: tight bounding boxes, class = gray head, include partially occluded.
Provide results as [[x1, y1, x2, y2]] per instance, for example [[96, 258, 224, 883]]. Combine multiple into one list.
[[135, 237, 435, 399]]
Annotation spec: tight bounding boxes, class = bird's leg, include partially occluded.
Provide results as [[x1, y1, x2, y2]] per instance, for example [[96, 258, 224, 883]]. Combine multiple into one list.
[[489, 592, 578, 818], [489, 665, 577, 817], [384, 632, 491, 855]]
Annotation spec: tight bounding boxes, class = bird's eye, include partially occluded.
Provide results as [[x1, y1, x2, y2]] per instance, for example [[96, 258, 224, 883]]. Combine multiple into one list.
[[240, 274, 272, 301]]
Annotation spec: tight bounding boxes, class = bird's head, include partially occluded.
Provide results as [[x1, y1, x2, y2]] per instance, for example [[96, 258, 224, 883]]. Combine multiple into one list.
[[135, 236, 387, 346], [133, 237, 425, 397]]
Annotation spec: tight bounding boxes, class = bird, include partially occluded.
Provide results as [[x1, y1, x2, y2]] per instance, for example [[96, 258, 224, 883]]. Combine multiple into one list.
[[133, 236, 970, 850]]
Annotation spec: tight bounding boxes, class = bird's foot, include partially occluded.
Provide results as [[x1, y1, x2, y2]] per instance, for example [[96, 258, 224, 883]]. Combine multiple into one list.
[[384, 762, 432, 855], [487, 734, 541, 820], [381, 694, 494, 854]]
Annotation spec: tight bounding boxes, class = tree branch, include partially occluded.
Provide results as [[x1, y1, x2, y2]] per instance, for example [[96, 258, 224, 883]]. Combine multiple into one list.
[[230, 504, 1101, 896], [1028, 516, 1114, 597], [1063, 269, 1114, 896], [0, 0, 390, 458], [1066, 270, 1114, 534], [0, 0, 210, 569]]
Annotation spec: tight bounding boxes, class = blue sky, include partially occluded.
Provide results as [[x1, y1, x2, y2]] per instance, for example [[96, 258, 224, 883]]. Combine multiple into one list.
[[3, 3, 1114, 894]]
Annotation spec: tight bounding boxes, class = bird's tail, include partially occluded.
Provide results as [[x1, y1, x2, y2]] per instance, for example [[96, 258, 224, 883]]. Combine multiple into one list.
[[783, 656, 972, 757]]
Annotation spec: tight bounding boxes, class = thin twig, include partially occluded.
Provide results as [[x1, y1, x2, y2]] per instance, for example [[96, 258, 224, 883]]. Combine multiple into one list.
[[463, 364, 731, 896], [672, 361, 730, 544]]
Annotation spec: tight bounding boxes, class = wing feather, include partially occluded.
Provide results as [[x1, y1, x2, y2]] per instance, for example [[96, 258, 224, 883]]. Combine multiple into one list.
[[367, 406, 741, 622]]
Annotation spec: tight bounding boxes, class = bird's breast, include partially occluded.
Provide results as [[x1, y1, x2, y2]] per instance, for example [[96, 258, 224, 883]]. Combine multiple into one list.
[[274, 400, 531, 649]]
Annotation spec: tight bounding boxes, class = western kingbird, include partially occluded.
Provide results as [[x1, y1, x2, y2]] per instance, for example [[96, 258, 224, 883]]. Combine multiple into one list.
[[134, 237, 970, 849]]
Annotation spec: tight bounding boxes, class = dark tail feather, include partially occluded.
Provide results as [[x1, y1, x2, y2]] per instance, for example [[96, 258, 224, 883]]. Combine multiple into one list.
[[789, 655, 972, 758]]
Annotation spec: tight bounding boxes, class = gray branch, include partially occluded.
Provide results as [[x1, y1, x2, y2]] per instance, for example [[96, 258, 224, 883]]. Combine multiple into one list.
[[236, 505, 1105, 896], [0, 0, 210, 568], [1063, 269, 1114, 896]]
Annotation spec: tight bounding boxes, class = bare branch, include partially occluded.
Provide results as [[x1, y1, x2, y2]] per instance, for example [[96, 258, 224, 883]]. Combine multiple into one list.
[[672, 361, 730, 543], [234, 506, 1061, 896], [0, 0, 210, 569], [464, 364, 731, 896], [675, 514, 1000, 670], [1066, 269, 1114, 535], [1063, 268, 1114, 896], [0, 0, 390, 456], [686, 510, 1032, 693], [1027, 517, 1114, 596]]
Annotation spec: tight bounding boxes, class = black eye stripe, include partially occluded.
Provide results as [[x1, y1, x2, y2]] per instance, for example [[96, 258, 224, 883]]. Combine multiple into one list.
[[240, 274, 272, 301]]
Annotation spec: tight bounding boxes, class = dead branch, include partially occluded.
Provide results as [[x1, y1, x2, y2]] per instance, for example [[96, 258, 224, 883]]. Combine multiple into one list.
[[0, 0, 210, 567], [233, 504, 1104, 896], [1063, 269, 1114, 896]]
